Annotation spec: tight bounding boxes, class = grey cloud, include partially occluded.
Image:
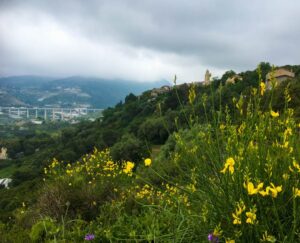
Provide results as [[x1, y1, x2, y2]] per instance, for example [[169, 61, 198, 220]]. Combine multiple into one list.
[[0, 0, 300, 80]]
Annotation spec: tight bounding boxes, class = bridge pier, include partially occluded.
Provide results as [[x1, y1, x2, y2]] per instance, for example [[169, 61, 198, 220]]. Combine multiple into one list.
[[0, 107, 103, 121]]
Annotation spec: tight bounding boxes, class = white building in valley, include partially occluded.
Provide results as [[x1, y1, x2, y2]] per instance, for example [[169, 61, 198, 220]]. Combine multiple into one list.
[[0, 178, 12, 189], [0, 147, 8, 160]]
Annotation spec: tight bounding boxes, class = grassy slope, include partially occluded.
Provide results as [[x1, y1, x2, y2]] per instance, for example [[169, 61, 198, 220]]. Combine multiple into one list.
[[0, 164, 16, 177]]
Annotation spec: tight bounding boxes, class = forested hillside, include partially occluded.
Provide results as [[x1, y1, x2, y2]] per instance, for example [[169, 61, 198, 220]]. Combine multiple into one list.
[[0, 63, 300, 242]]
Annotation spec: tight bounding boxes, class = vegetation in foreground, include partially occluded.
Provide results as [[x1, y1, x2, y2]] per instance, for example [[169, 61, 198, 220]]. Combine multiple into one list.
[[0, 63, 300, 242]]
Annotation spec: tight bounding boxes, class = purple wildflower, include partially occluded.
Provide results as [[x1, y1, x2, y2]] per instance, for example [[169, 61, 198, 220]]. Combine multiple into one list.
[[84, 234, 95, 241], [207, 233, 219, 242]]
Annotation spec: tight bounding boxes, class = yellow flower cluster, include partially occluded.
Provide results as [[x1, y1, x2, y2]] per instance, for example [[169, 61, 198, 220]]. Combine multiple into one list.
[[245, 207, 257, 224], [123, 161, 135, 176], [136, 184, 154, 199], [259, 183, 282, 198], [220, 157, 235, 174], [44, 158, 60, 176], [226, 240, 235, 243], [44, 149, 141, 188], [261, 231, 276, 242], [205, 79, 300, 241], [164, 183, 190, 207], [132, 182, 190, 209], [283, 127, 292, 141], [289, 159, 300, 173], [232, 201, 257, 225], [213, 224, 223, 239], [244, 181, 264, 195], [293, 188, 300, 198], [232, 201, 245, 225], [102, 161, 119, 177], [244, 181, 282, 198]]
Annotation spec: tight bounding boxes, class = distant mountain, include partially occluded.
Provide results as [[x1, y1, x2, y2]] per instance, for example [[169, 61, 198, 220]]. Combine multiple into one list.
[[0, 91, 26, 107], [0, 76, 170, 108]]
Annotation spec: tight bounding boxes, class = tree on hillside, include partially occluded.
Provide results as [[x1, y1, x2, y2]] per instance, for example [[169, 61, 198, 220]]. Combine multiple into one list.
[[138, 117, 169, 144], [111, 133, 149, 163], [125, 93, 138, 103]]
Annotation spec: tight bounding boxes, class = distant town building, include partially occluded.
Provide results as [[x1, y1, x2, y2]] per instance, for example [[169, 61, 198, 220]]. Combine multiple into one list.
[[266, 68, 295, 88], [189, 70, 213, 86], [31, 119, 43, 125], [204, 70, 212, 85], [0, 178, 12, 189], [226, 74, 243, 85], [150, 85, 172, 97], [0, 147, 8, 160]]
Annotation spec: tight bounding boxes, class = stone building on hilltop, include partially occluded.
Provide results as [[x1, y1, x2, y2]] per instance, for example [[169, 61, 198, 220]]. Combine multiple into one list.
[[204, 70, 212, 85], [150, 85, 172, 97], [226, 74, 243, 85], [266, 68, 295, 89], [191, 70, 212, 86]]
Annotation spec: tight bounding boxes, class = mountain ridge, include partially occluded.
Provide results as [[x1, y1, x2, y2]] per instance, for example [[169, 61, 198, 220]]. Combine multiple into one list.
[[0, 76, 170, 108]]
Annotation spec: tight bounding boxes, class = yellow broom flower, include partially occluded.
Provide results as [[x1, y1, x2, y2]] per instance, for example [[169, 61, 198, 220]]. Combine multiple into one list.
[[244, 181, 264, 195], [270, 110, 279, 117], [221, 157, 235, 174], [144, 158, 152, 166], [260, 82, 266, 96], [293, 187, 300, 198]]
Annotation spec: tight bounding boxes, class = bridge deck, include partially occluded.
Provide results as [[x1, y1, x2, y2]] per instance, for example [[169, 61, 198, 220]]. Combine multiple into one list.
[[0, 107, 104, 121]]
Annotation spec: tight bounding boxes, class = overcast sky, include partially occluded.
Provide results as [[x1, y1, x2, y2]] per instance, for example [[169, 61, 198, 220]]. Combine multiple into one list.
[[1, 0, 300, 82]]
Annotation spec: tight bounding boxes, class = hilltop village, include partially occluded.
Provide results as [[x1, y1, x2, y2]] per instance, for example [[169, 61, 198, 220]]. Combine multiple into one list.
[[150, 67, 296, 97]]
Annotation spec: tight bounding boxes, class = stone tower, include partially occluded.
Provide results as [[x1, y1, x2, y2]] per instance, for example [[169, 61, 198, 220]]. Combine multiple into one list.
[[204, 70, 211, 85]]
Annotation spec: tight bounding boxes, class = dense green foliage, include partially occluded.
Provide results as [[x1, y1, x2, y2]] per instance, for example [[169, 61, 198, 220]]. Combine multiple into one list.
[[0, 63, 300, 242]]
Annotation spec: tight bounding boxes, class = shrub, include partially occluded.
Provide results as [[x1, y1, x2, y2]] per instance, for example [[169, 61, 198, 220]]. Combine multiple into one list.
[[163, 80, 300, 241], [111, 133, 149, 162], [29, 218, 57, 242]]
